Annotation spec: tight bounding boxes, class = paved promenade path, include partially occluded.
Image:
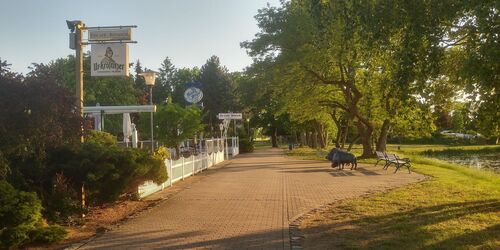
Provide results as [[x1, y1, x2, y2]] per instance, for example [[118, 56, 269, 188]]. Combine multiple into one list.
[[81, 148, 424, 249]]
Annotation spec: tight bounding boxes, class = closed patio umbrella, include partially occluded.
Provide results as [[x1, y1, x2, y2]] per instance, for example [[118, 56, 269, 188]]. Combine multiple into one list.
[[123, 113, 132, 145]]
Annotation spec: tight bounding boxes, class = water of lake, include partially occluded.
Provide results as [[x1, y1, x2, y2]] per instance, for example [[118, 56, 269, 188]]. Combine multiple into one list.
[[430, 155, 500, 173]]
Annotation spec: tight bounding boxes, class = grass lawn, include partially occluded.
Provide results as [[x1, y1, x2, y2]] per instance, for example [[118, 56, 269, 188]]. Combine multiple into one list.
[[288, 145, 500, 249]]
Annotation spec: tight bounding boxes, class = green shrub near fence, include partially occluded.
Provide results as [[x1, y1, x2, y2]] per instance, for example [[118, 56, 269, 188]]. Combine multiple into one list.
[[239, 137, 255, 153], [49, 142, 169, 206]]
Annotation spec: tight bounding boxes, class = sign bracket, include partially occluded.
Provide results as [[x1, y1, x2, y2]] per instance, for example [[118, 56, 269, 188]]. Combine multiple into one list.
[[85, 25, 138, 30], [83, 40, 137, 45]]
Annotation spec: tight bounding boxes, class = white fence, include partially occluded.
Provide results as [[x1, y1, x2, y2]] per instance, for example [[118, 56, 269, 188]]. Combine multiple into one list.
[[138, 137, 239, 198]]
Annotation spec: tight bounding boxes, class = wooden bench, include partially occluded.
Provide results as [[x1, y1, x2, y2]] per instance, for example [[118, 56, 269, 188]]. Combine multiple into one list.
[[383, 153, 412, 173]]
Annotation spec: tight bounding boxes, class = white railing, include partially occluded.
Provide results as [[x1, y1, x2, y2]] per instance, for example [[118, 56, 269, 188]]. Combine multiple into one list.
[[138, 137, 238, 198]]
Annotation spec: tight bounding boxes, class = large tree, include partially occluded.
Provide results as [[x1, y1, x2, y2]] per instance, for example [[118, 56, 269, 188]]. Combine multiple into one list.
[[442, 1, 499, 142], [242, 0, 482, 155], [0, 62, 82, 194], [199, 56, 239, 134], [153, 57, 176, 104]]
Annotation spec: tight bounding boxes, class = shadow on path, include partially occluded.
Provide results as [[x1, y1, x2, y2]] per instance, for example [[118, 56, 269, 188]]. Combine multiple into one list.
[[84, 228, 284, 249]]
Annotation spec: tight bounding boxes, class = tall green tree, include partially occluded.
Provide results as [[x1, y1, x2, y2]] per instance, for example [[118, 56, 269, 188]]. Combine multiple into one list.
[[243, 0, 485, 155], [153, 57, 176, 104], [134, 59, 146, 91], [442, 1, 499, 142], [199, 56, 239, 134], [170, 67, 200, 105]]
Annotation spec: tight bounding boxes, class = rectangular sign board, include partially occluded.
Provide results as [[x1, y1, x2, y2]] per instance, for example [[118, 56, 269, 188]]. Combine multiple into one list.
[[88, 28, 132, 41], [218, 113, 243, 120], [91, 44, 129, 76]]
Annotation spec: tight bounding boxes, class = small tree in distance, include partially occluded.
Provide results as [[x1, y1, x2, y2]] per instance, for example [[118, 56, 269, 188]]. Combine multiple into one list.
[[144, 103, 204, 157]]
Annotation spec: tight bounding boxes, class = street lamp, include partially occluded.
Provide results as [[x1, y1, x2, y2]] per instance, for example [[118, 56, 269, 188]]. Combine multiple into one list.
[[246, 118, 250, 136], [139, 70, 157, 153]]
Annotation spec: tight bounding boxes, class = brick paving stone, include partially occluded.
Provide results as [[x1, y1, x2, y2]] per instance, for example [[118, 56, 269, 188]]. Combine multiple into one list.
[[80, 148, 424, 250]]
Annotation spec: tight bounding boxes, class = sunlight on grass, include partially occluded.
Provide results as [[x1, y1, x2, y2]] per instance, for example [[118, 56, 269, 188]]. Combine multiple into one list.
[[288, 145, 500, 249]]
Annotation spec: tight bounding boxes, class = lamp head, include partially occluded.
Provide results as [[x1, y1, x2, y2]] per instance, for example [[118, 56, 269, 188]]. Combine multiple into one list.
[[66, 20, 83, 32], [139, 70, 158, 86]]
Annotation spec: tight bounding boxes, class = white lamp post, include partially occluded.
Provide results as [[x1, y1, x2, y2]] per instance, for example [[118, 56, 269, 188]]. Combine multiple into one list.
[[139, 70, 157, 153]]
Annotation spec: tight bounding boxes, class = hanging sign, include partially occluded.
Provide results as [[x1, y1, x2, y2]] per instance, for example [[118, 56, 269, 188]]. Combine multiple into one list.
[[88, 28, 132, 41], [91, 44, 129, 76], [184, 87, 203, 103]]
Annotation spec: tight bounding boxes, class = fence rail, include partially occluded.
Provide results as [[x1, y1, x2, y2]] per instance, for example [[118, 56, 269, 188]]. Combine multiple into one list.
[[138, 137, 239, 198]]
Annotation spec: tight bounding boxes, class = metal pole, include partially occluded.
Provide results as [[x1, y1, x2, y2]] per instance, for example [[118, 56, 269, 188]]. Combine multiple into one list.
[[76, 22, 84, 143], [149, 86, 154, 153]]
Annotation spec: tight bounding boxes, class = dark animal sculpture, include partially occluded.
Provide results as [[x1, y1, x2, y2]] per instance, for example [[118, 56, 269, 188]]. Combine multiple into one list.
[[325, 148, 357, 170]]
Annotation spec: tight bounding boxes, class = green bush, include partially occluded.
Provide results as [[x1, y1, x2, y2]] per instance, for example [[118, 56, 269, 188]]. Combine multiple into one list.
[[49, 143, 168, 205], [0, 181, 42, 248], [239, 137, 255, 153], [84, 130, 117, 147], [0, 151, 9, 180], [30, 225, 67, 244]]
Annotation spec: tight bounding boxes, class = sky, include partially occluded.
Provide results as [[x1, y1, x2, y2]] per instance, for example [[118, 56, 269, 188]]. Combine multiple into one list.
[[0, 0, 281, 75]]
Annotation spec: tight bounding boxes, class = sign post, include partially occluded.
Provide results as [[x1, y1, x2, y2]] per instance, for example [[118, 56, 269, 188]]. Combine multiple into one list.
[[67, 21, 137, 217], [218, 113, 242, 158]]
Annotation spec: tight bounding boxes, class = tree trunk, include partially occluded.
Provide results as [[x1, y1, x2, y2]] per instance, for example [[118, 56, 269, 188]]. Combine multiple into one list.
[[175, 145, 181, 160], [312, 131, 318, 148], [314, 121, 328, 148], [335, 129, 341, 148], [347, 134, 360, 151], [331, 112, 342, 148], [271, 127, 278, 147], [376, 119, 391, 152], [300, 131, 306, 147], [356, 121, 374, 157], [341, 124, 349, 149], [307, 132, 313, 147]]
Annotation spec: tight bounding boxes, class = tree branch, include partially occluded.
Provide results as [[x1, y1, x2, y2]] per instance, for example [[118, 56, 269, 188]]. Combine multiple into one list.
[[319, 100, 348, 111], [301, 64, 343, 86]]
